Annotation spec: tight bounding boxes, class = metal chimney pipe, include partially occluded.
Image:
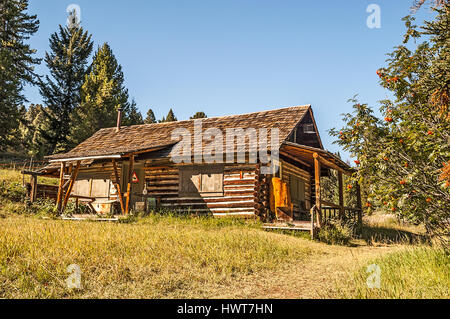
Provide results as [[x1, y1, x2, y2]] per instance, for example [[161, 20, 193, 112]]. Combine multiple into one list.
[[116, 107, 123, 132]]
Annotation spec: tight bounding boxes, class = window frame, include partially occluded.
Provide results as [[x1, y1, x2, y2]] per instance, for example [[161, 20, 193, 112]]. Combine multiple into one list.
[[179, 165, 224, 197]]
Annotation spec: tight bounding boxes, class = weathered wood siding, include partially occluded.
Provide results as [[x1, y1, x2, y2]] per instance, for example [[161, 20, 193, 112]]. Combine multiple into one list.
[[280, 159, 311, 215], [144, 161, 257, 217], [71, 162, 121, 200], [65, 158, 310, 220]]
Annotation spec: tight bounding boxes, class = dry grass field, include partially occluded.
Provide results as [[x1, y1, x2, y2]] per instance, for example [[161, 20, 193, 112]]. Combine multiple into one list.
[[0, 169, 448, 299]]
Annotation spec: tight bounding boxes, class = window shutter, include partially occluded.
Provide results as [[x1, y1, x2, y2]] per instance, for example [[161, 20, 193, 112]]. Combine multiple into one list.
[[201, 168, 223, 193], [179, 165, 223, 196]]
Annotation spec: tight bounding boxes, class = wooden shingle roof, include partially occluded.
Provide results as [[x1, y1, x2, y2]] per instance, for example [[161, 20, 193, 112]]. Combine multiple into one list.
[[47, 105, 311, 160]]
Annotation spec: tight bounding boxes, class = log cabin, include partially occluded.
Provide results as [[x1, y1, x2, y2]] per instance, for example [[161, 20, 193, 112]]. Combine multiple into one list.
[[24, 105, 362, 233]]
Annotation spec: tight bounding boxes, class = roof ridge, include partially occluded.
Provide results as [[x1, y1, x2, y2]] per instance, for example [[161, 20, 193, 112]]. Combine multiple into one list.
[[100, 104, 311, 131]]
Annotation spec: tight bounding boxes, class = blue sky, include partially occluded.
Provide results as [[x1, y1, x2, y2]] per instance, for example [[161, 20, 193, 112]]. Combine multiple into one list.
[[25, 0, 434, 161]]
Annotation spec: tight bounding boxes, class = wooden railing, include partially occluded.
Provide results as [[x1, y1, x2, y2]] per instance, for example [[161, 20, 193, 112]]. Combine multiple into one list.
[[310, 200, 363, 237], [321, 206, 340, 221]]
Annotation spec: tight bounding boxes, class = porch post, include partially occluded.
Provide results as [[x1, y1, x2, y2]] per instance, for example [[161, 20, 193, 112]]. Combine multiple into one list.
[[30, 174, 37, 203], [313, 153, 322, 227], [338, 171, 344, 220], [112, 159, 125, 215], [62, 161, 81, 212], [356, 183, 363, 234], [56, 162, 66, 212], [125, 154, 134, 215]]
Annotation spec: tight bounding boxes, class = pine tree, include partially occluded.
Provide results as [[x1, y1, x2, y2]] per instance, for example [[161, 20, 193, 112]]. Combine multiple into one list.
[[145, 108, 156, 124], [70, 43, 134, 143], [190, 111, 207, 119], [0, 0, 40, 151], [123, 99, 144, 125], [39, 21, 93, 154], [160, 108, 177, 122], [20, 104, 50, 158]]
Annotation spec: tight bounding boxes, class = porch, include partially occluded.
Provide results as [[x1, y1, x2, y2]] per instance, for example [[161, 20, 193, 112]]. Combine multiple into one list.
[[265, 142, 363, 238]]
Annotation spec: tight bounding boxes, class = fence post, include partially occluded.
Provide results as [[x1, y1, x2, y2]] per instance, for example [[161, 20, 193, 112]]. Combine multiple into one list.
[[310, 205, 316, 240], [30, 174, 37, 203], [356, 183, 363, 235]]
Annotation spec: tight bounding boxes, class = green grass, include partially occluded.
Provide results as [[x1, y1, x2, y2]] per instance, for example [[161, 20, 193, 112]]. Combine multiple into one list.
[[362, 212, 430, 245], [1, 169, 448, 299], [338, 247, 449, 299], [0, 215, 316, 298], [0, 168, 57, 185]]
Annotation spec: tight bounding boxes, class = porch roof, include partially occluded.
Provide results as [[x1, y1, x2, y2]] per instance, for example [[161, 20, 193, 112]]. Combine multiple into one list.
[[280, 142, 354, 175]]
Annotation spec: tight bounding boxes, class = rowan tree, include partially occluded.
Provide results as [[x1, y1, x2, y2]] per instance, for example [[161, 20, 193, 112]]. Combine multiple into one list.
[[330, 2, 449, 238]]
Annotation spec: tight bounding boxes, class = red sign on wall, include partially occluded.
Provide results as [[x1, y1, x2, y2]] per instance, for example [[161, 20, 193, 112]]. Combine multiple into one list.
[[132, 172, 139, 183]]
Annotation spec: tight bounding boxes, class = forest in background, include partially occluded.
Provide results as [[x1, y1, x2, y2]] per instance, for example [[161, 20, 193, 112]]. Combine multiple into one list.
[[0, 0, 207, 160]]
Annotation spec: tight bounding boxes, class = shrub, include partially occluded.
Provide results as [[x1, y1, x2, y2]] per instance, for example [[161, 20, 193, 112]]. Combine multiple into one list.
[[317, 220, 353, 246], [329, 3, 450, 238], [0, 180, 26, 202]]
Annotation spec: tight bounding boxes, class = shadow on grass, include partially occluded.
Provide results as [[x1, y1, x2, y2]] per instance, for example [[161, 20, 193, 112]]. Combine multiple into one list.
[[266, 229, 312, 240], [362, 225, 430, 245]]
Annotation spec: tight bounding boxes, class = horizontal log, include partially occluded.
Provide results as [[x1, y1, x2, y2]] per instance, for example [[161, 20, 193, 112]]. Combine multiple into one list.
[[147, 186, 179, 191], [146, 181, 179, 186], [145, 173, 179, 179], [161, 196, 254, 204], [225, 173, 256, 178], [160, 201, 254, 209], [145, 165, 172, 170], [224, 191, 254, 196], [146, 192, 178, 197], [207, 202, 254, 208], [223, 181, 255, 188], [209, 207, 255, 213]]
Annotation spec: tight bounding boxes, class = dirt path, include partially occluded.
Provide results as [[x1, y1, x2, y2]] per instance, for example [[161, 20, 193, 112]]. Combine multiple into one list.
[[213, 241, 405, 298]]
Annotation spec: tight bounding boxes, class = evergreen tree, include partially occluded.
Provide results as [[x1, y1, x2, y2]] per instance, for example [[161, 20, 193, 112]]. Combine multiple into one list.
[[123, 99, 144, 125], [39, 21, 93, 154], [0, 0, 40, 151], [160, 108, 177, 122], [20, 104, 50, 158], [70, 43, 134, 143], [190, 111, 207, 119], [145, 108, 156, 124]]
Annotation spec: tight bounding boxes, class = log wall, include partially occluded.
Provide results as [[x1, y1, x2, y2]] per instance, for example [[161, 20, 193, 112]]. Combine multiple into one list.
[[71, 161, 122, 200], [280, 159, 312, 217], [41, 158, 311, 220], [144, 161, 257, 217]]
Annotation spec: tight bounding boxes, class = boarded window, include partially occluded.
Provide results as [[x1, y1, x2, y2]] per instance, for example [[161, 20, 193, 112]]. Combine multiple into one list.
[[72, 179, 91, 197], [91, 179, 111, 198], [303, 124, 315, 133], [72, 174, 111, 198], [290, 175, 307, 212], [179, 165, 223, 196], [289, 175, 305, 201]]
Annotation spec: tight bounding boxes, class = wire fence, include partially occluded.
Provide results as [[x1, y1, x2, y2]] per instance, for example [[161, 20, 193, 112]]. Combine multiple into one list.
[[0, 159, 48, 171]]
